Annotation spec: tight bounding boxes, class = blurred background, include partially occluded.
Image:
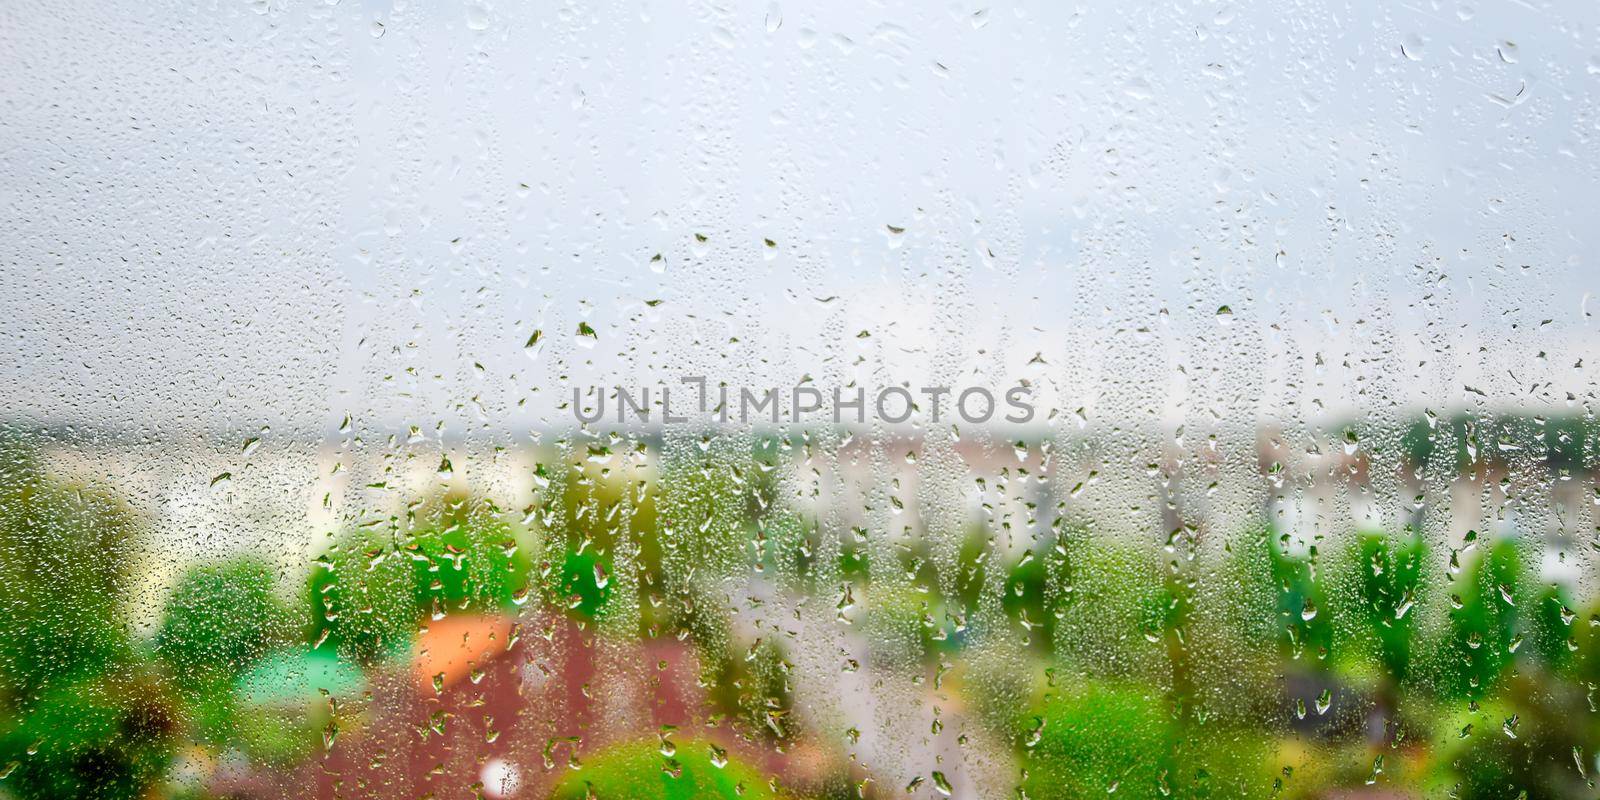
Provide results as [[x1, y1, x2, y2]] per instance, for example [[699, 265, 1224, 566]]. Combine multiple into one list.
[[2, 0, 1599, 797]]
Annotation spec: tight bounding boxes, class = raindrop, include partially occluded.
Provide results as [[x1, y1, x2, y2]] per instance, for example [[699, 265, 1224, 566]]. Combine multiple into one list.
[[465, 1, 490, 30], [575, 322, 598, 347]]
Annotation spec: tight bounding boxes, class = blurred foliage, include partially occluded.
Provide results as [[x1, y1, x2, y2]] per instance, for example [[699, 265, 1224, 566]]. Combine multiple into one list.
[[1436, 536, 1528, 699], [1330, 528, 1427, 681], [861, 585, 964, 665], [547, 737, 774, 800], [0, 437, 177, 799], [306, 534, 415, 667], [3, 424, 1600, 799], [157, 558, 293, 690], [0, 673, 177, 800], [1018, 682, 1175, 799], [1400, 411, 1600, 475], [549, 547, 613, 619], [404, 494, 531, 615], [0, 448, 138, 699], [1423, 676, 1594, 800], [308, 491, 533, 665], [703, 634, 798, 743]]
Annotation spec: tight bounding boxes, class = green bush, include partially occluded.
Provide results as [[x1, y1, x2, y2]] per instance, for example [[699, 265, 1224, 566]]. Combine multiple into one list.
[[0, 674, 176, 799], [156, 558, 293, 690], [403, 494, 532, 614], [307, 492, 530, 664], [548, 737, 773, 800], [0, 441, 177, 799], [1019, 682, 1175, 799], [305, 535, 416, 667]]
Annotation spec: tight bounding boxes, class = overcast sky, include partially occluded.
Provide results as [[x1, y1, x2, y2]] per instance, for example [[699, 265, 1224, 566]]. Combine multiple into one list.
[[3, 0, 1598, 437]]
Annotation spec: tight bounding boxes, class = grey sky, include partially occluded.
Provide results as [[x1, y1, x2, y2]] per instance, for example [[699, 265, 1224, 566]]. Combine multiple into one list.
[[2, 0, 1597, 436]]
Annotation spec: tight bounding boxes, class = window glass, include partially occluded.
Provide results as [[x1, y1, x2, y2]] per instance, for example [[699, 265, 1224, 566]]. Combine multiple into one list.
[[2, 2, 1597, 799]]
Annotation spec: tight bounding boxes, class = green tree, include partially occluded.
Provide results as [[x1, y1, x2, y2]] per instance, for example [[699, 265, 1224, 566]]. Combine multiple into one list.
[[155, 557, 296, 752], [1436, 536, 1527, 699], [156, 558, 293, 690], [1334, 529, 1426, 682], [307, 491, 532, 665], [0, 435, 176, 799]]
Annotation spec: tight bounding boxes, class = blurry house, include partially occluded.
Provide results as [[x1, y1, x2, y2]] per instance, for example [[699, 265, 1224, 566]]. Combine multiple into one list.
[[289, 611, 730, 800]]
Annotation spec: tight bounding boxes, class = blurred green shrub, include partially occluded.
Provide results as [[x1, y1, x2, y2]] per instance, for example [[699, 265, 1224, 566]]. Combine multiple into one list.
[[1330, 529, 1426, 682], [307, 491, 532, 665], [1435, 536, 1527, 699], [1019, 682, 1175, 799], [156, 558, 294, 690], [0, 437, 176, 799], [548, 737, 773, 800]]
